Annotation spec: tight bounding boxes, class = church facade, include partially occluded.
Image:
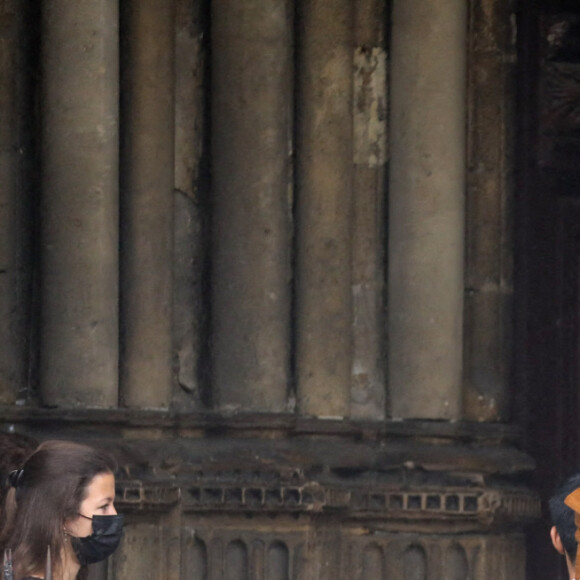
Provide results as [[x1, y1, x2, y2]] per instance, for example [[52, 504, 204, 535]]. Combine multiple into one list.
[[1, 0, 578, 577]]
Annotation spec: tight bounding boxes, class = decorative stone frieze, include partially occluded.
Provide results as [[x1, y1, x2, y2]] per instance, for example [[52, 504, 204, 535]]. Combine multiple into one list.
[[116, 478, 539, 530]]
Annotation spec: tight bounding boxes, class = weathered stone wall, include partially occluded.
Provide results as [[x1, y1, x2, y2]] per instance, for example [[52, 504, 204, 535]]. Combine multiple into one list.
[[0, 0, 518, 420], [0, 409, 538, 580], [0, 0, 533, 577]]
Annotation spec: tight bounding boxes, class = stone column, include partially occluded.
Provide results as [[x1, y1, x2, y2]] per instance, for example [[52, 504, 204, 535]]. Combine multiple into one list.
[[211, 0, 292, 412], [41, 0, 119, 407], [463, 0, 516, 422], [120, 0, 175, 408], [295, 0, 354, 418], [388, 0, 467, 419], [0, 0, 29, 403], [350, 0, 387, 420]]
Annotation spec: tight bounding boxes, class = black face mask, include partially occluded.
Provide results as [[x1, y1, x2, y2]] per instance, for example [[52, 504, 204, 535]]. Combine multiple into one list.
[[70, 514, 124, 565]]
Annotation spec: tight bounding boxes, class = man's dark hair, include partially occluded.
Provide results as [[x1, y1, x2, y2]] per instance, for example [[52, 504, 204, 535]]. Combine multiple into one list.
[[549, 473, 580, 560]]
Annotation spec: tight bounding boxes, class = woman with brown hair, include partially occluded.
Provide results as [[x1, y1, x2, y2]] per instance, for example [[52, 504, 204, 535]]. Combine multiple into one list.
[[0, 440, 123, 580]]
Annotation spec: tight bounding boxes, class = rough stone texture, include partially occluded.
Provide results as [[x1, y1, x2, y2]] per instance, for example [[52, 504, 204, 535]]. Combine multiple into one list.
[[120, 0, 175, 409], [295, 0, 353, 418], [111, 522, 163, 579], [40, 0, 119, 407], [112, 515, 527, 580], [388, 0, 467, 419], [211, 0, 292, 412], [0, 410, 536, 579], [0, 0, 29, 403], [174, 0, 205, 201], [172, 0, 208, 410], [350, 0, 387, 420], [0, 1, 539, 577], [173, 192, 204, 409], [464, 0, 517, 422]]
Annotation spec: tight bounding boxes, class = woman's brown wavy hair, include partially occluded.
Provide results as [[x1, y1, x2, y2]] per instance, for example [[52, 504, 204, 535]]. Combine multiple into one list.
[[0, 440, 116, 580]]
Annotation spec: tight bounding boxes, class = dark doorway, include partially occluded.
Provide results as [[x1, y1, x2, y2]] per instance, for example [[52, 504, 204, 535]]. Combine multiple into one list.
[[516, 1, 580, 578]]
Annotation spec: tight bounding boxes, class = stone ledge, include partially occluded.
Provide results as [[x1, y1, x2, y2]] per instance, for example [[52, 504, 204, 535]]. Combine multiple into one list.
[[0, 405, 521, 442], [115, 479, 540, 528]]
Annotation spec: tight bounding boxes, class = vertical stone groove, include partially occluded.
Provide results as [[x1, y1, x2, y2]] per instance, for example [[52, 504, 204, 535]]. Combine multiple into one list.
[[251, 540, 265, 580], [172, 0, 208, 410], [350, 0, 388, 420]]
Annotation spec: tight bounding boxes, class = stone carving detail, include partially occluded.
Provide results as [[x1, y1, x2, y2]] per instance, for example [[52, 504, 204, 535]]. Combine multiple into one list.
[[117, 481, 180, 510], [544, 17, 580, 63], [542, 64, 580, 131], [538, 15, 580, 174], [182, 534, 299, 580], [116, 479, 539, 526], [173, 531, 525, 580]]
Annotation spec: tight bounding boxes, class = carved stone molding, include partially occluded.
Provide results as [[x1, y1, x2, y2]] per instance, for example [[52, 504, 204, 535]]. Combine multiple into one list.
[[1, 409, 539, 535], [115, 479, 539, 532], [118, 518, 528, 580]]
